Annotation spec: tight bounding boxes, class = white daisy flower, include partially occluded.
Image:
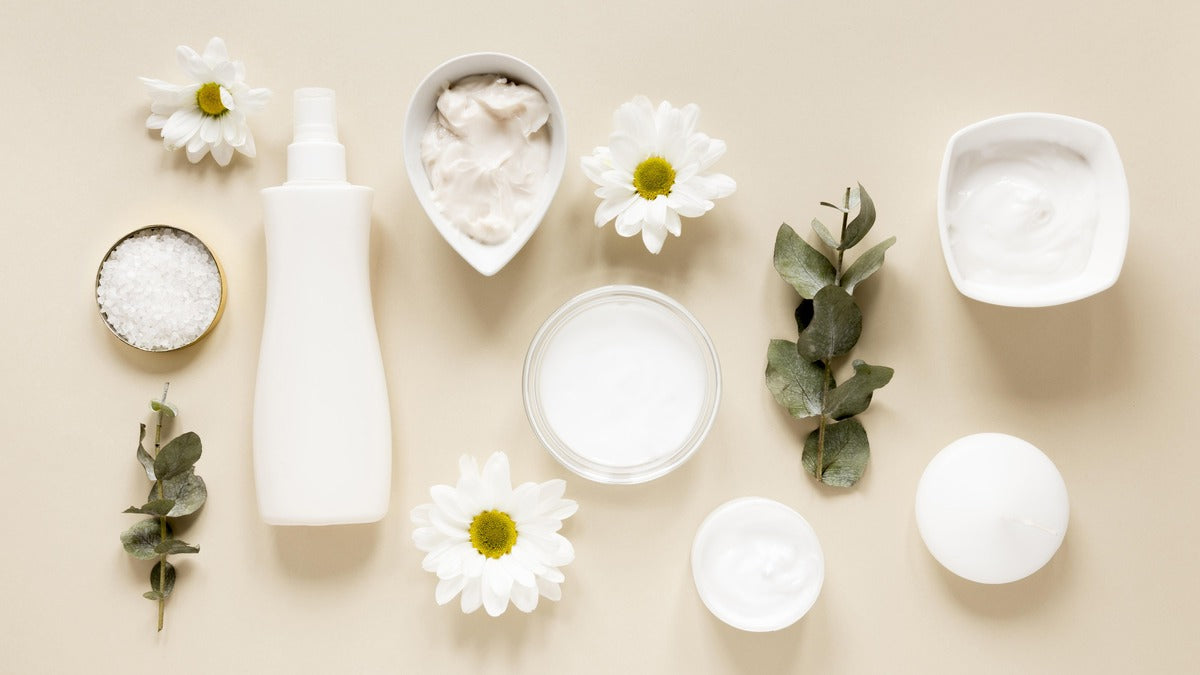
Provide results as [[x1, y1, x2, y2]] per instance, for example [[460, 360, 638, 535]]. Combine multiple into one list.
[[139, 37, 271, 166], [411, 452, 578, 616], [581, 96, 736, 254]]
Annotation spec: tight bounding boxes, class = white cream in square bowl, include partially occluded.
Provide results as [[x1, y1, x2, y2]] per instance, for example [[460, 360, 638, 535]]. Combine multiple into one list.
[[938, 113, 1128, 307]]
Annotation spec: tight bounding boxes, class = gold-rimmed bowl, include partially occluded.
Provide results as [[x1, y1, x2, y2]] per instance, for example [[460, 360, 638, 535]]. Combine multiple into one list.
[[95, 225, 227, 352]]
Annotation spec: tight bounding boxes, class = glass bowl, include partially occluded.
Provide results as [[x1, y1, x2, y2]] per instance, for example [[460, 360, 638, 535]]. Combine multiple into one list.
[[522, 285, 720, 484]]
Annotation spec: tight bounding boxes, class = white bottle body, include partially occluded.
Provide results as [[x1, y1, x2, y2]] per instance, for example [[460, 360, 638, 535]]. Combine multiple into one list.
[[254, 183, 391, 525]]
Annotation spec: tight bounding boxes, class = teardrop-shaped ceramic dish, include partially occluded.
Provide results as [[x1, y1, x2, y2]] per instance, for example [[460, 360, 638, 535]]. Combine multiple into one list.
[[404, 53, 567, 276]]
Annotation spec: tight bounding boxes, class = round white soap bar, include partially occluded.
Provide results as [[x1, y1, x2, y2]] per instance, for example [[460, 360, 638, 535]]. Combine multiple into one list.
[[524, 286, 720, 484], [915, 433, 1069, 584], [691, 497, 824, 632]]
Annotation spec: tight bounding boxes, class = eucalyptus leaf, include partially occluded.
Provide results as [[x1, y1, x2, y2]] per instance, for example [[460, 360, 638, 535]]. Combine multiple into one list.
[[136, 423, 154, 481], [150, 399, 178, 417], [153, 471, 207, 517], [773, 224, 835, 299], [121, 518, 169, 561], [143, 590, 164, 601], [802, 418, 870, 487], [153, 432, 201, 482], [155, 539, 199, 555], [766, 340, 830, 419], [841, 236, 896, 294], [796, 285, 862, 362], [123, 499, 176, 517], [810, 218, 839, 250], [150, 561, 176, 598], [825, 360, 895, 420], [839, 183, 876, 250]]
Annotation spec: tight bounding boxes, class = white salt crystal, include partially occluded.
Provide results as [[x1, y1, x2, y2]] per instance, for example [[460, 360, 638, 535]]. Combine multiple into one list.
[[97, 228, 222, 351]]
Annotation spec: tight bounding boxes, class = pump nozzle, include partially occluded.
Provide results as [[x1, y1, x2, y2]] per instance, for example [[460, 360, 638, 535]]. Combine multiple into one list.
[[286, 88, 347, 182]]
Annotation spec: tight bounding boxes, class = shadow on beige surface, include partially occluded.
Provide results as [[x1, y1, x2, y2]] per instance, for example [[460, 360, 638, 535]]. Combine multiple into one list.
[[962, 289, 1131, 399], [271, 524, 382, 578]]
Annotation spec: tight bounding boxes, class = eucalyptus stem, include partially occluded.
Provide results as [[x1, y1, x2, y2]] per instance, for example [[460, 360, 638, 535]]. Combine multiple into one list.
[[154, 381, 169, 632], [815, 187, 853, 480]]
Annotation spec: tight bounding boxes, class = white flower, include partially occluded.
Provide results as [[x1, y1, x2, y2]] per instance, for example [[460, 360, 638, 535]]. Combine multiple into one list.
[[411, 452, 578, 616], [581, 96, 736, 254], [139, 37, 271, 166]]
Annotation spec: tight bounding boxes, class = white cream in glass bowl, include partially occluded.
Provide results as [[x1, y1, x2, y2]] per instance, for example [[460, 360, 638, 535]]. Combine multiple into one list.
[[938, 113, 1128, 307]]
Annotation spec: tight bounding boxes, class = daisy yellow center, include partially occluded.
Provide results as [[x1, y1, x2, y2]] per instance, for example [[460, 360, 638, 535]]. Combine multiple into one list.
[[633, 156, 676, 200], [196, 82, 228, 117], [469, 509, 517, 559]]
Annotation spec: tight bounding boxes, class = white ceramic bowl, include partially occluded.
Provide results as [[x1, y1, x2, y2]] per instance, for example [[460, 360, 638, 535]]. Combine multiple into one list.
[[404, 52, 567, 276], [937, 113, 1128, 307]]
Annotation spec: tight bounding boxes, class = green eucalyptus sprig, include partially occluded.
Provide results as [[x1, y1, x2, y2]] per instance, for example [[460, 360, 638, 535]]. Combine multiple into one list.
[[766, 184, 896, 487], [119, 383, 206, 632]]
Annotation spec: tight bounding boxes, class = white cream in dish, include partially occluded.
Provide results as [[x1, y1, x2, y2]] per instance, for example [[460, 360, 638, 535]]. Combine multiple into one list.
[[946, 140, 1099, 287], [691, 497, 824, 632], [537, 298, 707, 468], [420, 74, 551, 245]]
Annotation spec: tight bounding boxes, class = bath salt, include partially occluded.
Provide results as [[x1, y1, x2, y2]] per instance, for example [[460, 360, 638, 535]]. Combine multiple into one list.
[[97, 228, 221, 351]]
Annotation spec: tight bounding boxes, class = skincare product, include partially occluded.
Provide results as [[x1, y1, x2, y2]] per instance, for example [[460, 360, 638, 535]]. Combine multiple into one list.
[[96, 226, 224, 352], [253, 88, 392, 525], [523, 285, 720, 484], [691, 497, 825, 632], [420, 74, 551, 245]]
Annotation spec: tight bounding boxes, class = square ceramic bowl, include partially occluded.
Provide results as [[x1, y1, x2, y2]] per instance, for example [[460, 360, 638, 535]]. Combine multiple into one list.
[[937, 113, 1128, 307], [403, 53, 566, 277]]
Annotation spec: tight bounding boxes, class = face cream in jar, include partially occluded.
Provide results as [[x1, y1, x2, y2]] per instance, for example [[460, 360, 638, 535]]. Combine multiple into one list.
[[691, 497, 825, 632], [523, 286, 720, 484]]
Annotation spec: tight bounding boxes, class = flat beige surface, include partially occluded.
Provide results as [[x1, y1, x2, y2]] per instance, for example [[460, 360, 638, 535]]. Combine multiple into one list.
[[3, 1, 1198, 672]]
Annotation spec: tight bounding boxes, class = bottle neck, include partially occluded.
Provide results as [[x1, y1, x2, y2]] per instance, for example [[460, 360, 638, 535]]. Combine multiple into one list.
[[286, 141, 347, 183]]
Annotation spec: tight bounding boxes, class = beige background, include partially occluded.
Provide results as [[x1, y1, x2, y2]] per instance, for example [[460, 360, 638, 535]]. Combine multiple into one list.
[[2, 0, 1198, 672]]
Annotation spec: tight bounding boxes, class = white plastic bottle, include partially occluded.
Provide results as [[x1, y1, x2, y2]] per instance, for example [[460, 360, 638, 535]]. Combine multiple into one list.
[[253, 88, 392, 525]]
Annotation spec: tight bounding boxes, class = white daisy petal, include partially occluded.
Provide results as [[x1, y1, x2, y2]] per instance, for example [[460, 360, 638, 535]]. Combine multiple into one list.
[[679, 103, 701, 139], [613, 96, 656, 148], [482, 559, 513, 616], [537, 479, 566, 504], [219, 85, 236, 112], [201, 37, 229, 67], [595, 194, 638, 228], [510, 580, 539, 613], [665, 209, 682, 237], [481, 452, 512, 502], [463, 549, 486, 578], [236, 130, 257, 157], [691, 134, 727, 172], [146, 114, 168, 130], [645, 195, 668, 229], [185, 143, 208, 164], [641, 222, 667, 254], [609, 133, 645, 172], [689, 172, 737, 200], [538, 566, 566, 584], [430, 484, 470, 524], [536, 576, 562, 602], [666, 182, 715, 218], [581, 152, 611, 185], [239, 87, 272, 113], [507, 482, 540, 520], [162, 109, 203, 149], [500, 552, 536, 588], [460, 577, 483, 613], [412, 526, 448, 551], [615, 198, 648, 237], [176, 44, 212, 82], [199, 116, 220, 144], [435, 575, 467, 605]]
